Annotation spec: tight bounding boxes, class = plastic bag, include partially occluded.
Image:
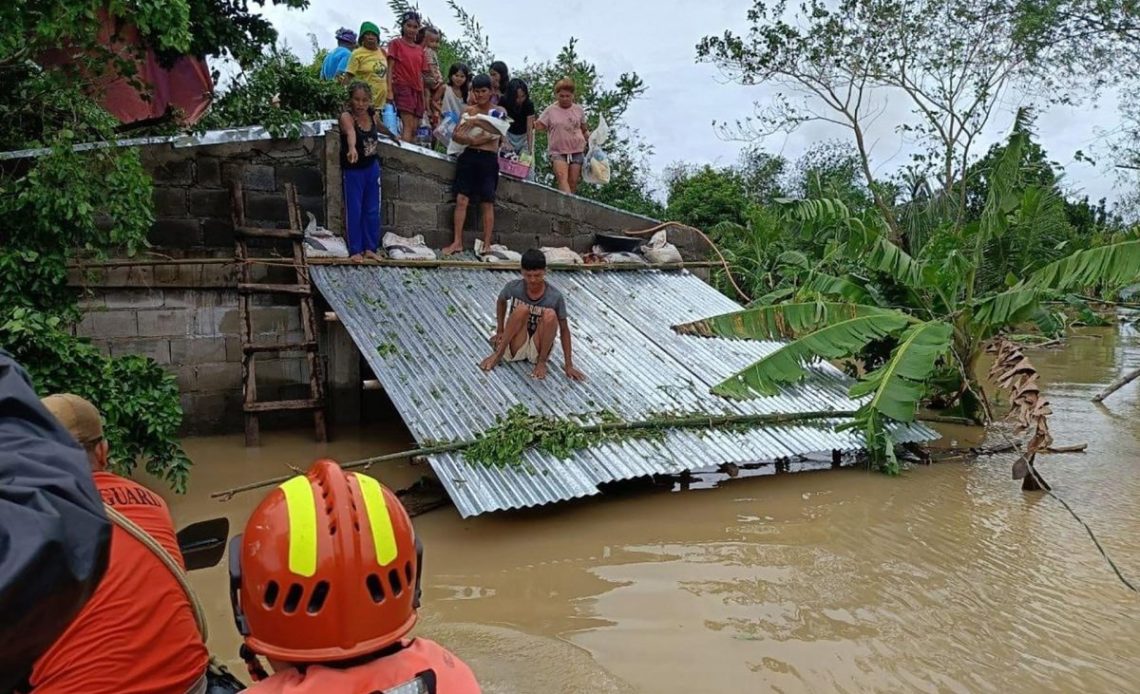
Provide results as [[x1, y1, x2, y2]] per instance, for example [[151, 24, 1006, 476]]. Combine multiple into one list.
[[541, 246, 584, 265], [475, 239, 522, 263], [640, 230, 682, 264], [382, 232, 437, 260], [433, 110, 460, 149], [582, 115, 612, 185]]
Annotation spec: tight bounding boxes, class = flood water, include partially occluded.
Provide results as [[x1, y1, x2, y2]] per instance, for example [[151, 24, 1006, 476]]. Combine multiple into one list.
[[159, 320, 1140, 693]]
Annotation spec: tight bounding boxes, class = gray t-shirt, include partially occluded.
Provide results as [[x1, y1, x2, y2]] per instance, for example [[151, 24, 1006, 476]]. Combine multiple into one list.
[[499, 279, 567, 327]]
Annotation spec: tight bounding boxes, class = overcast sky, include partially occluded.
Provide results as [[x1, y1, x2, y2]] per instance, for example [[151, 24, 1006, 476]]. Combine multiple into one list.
[[259, 0, 1127, 206]]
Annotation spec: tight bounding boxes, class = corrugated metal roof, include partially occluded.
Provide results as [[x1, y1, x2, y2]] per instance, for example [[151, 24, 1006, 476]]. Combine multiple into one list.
[[311, 266, 938, 517]]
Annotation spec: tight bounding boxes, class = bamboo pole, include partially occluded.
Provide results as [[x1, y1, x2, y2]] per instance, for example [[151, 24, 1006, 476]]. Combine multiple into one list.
[[306, 257, 722, 271], [210, 410, 860, 500], [1092, 366, 1140, 403]]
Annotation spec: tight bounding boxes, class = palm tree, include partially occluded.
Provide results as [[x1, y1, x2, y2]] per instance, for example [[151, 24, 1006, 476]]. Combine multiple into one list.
[[675, 119, 1140, 471]]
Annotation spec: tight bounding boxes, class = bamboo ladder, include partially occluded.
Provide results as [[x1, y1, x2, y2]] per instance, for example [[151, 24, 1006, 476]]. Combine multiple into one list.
[[230, 181, 327, 446]]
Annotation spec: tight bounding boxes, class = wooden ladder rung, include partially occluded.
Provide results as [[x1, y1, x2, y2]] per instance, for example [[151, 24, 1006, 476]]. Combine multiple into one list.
[[243, 341, 318, 354], [236, 226, 304, 239], [238, 283, 311, 296], [244, 399, 323, 413]]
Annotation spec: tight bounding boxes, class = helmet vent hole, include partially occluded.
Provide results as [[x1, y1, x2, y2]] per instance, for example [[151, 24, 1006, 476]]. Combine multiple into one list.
[[404, 561, 414, 585], [388, 569, 403, 597], [263, 581, 279, 608], [307, 581, 330, 614], [366, 573, 386, 602], [282, 583, 304, 614]]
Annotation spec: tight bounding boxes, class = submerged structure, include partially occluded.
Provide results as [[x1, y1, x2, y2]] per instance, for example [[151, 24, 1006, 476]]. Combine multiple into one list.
[[312, 265, 937, 517]]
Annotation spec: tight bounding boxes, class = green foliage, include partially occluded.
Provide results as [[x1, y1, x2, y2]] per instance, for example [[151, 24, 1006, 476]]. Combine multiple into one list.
[[0, 0, 304, 491], [200, 47, 346, 136], [1, 309, 191, 490], [464, 405, 593, 469], [665, 165, 751, 230], [708, 306, 913, 398], [177, 0, 309, 68], [679, 117, 1140, 471]]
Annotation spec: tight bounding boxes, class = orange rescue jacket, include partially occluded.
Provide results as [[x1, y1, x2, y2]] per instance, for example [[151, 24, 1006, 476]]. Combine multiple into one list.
[[247, 638, 480, 693]]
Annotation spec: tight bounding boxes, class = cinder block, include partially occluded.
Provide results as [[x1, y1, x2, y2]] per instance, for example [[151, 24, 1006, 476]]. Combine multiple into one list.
[[225, 336, 244, 362], [87, 311, 139, 338], [137, 308, 193, 337], [153, 187, 188, 217], [188, 190, 232, 219], [76, 292, 106, 311], [242, 164, 277, 192], [244, 192, 289, 224], [255, 358, 302, 386], [175, 365, 198, 392], [193, 307, 240, 337], [200, 263, 239, 287], [250, 307, 296, 335], [194, 362, 242, 392], [298, 196, 325, 225], [494, 232, 543, 252], [149, 218, 202, 248], [170, 337, 228, 365], [398, 174, 449, 203], [277, 166, 324, 197], [162, 289, 198, 308], [151, 159, 194, 186], [393, 201, 440, 232], [102, 289, 164, 309], [201, 218, 234, 248], [490, 207, 518, 234], [110, 338, 171, 364], [196, 157, 222, 187], [516, 210, 555, 236], [381, 168, 399, 200]]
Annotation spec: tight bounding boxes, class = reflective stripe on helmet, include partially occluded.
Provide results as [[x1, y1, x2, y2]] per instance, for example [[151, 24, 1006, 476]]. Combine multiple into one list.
[[279, 476, 318, 577], [353, 473, 399, 566]]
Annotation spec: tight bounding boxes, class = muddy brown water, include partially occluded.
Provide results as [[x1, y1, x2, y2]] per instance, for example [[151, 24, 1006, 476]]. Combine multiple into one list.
[[152, 322, 1140, 693]]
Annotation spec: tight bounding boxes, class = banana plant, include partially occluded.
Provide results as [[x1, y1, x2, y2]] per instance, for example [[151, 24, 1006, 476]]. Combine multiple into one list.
[[675, 117, 1140, 471]]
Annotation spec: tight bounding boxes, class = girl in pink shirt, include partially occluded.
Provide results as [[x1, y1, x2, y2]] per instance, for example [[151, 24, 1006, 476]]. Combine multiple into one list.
[[536, 77, 591, 194]]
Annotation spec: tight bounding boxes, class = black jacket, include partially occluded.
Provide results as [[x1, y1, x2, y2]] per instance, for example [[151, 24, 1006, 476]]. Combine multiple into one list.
[[0, 352, 111, 690]]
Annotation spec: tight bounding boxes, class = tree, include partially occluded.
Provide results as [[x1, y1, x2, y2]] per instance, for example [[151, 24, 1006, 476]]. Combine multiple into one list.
[[675, 115, 1140, 472], [697, 0, 1101, 248], [664, 165, 751, 230], [199, 46, 344, 135], [0, 1, 306, 491]]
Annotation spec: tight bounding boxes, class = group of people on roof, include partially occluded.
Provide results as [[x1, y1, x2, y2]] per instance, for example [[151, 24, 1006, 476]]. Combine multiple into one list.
[[320, 12, 595, 262]]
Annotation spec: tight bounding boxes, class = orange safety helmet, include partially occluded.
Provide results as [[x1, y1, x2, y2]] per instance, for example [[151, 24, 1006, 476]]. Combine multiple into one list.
[[228, 459, 423, 663]]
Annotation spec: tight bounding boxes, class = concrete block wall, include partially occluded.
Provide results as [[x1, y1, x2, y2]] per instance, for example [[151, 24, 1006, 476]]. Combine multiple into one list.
[[143, 136, 327, 252], [71, 128, 683, 435], [323, 133, 696, 254], [73, 266, 310, 435]]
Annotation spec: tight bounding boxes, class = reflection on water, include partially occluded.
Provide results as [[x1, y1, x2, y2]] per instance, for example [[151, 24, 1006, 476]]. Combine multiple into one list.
[[162, 323, 1140, 693]]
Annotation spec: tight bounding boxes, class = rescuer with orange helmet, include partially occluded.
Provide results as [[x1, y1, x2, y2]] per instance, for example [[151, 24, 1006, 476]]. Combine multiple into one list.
[[229, 459, 480, 693]]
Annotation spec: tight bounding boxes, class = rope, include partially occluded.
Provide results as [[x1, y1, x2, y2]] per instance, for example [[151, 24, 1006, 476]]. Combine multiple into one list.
[[103, 504, 210, 639], [995, 432, 1138, 594], [1024, 464, 1139, 593], [622, 221, 752, 303]]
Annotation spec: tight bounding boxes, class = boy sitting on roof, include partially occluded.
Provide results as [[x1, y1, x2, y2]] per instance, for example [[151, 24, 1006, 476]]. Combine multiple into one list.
[[480, 249, 587, 381]]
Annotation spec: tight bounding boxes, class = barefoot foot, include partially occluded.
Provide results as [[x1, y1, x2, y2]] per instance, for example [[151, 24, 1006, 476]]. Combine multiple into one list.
[[441, 243, 464, 256]]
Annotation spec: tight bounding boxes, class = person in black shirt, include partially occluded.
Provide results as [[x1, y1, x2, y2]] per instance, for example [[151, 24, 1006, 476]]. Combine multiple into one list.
[[339, 81, 400, 262], [503, 78, 536, 163]]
